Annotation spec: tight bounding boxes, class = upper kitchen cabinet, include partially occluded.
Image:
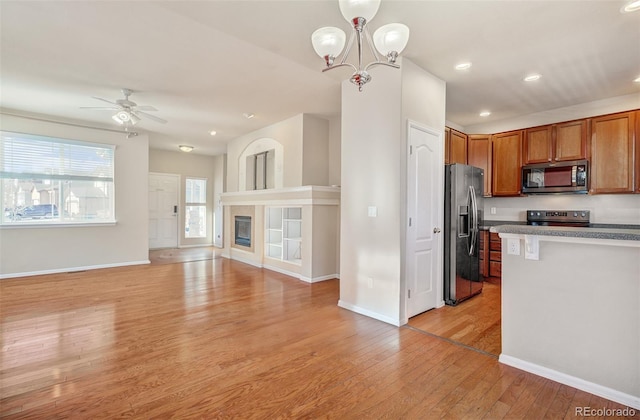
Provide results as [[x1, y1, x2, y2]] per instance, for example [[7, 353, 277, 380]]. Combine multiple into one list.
[[467, 134, 492, 196], [523, 125, 553, 164], [636, 110, 640, 193], [492, 130, 523, 196], [523, 120, 587, 164], [555, 120, 588, 161], [445, 127, 467, 164], [590, 111, 636, 194]]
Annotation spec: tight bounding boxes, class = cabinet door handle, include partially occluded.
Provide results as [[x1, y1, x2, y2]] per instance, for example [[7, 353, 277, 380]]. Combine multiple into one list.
[[433, 227, 441, 233]]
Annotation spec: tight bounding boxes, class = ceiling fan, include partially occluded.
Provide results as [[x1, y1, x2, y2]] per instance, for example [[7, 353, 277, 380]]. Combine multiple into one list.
[[81, 88, 167, 125]]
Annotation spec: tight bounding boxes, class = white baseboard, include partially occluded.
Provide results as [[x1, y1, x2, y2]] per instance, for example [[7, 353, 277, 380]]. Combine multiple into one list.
[[499, 354, 640, 410], [226, 253, 262, 268], [262, 263, 298, 279], [299, 273, 339, 283], [178, 243, 214, 249], [338, 300, 402, 327], [0, 260, 151, 280]]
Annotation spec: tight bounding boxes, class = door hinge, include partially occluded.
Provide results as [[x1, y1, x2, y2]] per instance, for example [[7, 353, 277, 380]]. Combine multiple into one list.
[[408, 289, 411, 298], [409, 217, 412, 227], [409, 145, 413, 155]]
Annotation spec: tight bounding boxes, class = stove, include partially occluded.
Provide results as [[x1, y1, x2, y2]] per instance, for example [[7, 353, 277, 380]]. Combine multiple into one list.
[[527, 210, 590, 227]]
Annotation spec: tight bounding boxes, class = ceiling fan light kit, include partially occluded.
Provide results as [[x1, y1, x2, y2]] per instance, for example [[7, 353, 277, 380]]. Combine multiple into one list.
[[311, 0, 410, 91]]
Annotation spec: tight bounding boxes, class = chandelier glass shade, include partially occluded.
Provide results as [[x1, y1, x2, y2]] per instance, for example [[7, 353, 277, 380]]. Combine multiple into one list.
[[311, 0, 409, 91]]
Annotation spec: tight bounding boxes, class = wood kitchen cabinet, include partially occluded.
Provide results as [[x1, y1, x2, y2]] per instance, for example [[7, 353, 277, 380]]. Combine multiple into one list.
[[636, 110, 640, 193], [479, 230, 489, 278], [523, 120, 587, 164], [491, 130, 522, 196], [489, 232, 501, 278], [445, 127, 467, 164], [555, 119, 588, 161], [468, 134, 492, 196], [590, 111, 636, 194]]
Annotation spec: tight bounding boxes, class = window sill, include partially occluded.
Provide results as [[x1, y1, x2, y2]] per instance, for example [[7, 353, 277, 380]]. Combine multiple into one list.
[[0, 221, 117, 229]]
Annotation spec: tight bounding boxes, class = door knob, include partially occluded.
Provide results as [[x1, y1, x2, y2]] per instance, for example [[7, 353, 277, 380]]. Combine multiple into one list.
[[433, 227, 441, 233]]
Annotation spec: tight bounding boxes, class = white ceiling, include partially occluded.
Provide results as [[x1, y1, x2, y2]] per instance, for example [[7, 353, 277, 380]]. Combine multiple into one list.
[[1, 0, 639, 156]]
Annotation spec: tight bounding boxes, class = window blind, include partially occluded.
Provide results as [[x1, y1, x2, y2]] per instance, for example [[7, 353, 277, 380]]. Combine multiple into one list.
[[1, 131, 114, 181]]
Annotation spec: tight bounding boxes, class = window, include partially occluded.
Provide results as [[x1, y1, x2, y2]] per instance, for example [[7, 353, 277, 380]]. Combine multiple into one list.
[[246, 149, 274, 190], [185, 178, 206, 238], [1, 131, 115, 225]]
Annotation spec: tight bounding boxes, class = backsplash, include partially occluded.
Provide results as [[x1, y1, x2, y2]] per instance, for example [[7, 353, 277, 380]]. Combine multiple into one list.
[[483, 194, 640, 224]]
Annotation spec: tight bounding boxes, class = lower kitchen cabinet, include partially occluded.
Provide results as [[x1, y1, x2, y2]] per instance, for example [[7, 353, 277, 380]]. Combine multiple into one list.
[[489, 232, 502, 278], [479, 230, 501, 280], [479, 231, 489, 277]]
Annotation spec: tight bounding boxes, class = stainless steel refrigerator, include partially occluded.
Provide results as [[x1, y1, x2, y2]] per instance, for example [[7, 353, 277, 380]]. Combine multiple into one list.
[[444, 164, 484, 305]]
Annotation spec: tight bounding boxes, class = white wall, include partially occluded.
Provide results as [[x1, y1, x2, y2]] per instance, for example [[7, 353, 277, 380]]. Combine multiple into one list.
[[226, 113, 336, 193], [302, 114, 329, 186], [485, 195, 640, 224], [328, 115, 341, 187], [0, 114, 149, 277], [226, 114, 303, 192], [149, 149, 218, 246], [213, 154, 226, 247], [339, 58, 446, 325], [500, 236, 640, 407]]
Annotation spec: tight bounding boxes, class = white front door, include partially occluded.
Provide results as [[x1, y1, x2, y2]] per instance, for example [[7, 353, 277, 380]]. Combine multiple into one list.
[[149, 173, 179, 249], [406, 122, 443, 318]]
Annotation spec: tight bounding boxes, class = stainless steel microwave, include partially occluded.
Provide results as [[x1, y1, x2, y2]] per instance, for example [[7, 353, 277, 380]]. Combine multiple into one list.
[[522, 160, 588, 194]]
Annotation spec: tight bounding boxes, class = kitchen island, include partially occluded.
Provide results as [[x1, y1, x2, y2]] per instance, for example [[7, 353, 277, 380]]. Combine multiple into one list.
[[490, 224, 640, 410]]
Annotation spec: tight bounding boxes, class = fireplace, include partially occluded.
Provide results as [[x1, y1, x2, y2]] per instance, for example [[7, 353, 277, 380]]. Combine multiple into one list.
[[234, 216, 251, 247]]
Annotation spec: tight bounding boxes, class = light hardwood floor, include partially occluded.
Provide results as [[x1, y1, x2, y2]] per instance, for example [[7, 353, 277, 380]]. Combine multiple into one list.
[[1, 258, 635, 418], [408, 280, 501, 356]]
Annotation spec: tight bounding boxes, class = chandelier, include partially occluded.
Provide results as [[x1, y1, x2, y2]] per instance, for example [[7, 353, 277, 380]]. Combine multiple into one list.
[[311, 0, 410, 91]]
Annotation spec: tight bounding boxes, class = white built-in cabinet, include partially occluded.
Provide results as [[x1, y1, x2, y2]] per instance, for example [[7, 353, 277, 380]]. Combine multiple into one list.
[[265, 207, 302, 265]]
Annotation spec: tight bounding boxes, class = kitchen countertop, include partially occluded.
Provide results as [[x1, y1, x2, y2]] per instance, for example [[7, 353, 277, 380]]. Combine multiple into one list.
[[489, 224, 640, 241]]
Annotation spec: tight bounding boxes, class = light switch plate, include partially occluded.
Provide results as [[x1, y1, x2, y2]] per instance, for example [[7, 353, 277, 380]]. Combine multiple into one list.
[[525, 235, 539, 260], [368, 206, 377, 217]]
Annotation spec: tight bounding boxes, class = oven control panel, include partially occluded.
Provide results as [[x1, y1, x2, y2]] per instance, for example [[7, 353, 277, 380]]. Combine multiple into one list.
[[527, 210, 590, 224]]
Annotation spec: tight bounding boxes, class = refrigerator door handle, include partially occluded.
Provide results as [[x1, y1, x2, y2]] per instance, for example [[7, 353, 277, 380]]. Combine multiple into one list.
[[468, 185, 478, 256]]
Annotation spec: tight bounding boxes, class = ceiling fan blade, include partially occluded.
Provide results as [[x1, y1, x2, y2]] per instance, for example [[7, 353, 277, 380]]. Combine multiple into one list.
[[80, 106, 119, 110], [135, 105, 158, 112], [134, 110, 167, 124], [91, 96, 119, 105]]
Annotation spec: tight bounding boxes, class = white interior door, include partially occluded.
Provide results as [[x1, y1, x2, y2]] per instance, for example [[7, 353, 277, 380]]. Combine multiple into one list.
[[406, 122, 443, 318], [149, 173, 179, 249]]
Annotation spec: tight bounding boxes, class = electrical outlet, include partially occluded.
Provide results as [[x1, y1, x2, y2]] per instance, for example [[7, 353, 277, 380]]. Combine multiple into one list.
[[490, 207, 497, 215], [507, 238, 520, 255]]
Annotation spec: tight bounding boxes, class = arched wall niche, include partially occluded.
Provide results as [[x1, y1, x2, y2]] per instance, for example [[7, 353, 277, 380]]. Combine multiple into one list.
[[238, 137, 284, 191]]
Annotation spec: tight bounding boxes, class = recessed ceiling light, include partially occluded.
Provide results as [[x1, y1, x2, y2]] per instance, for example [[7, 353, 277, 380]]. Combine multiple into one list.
[[479, 111, 491, 117], [455, 62, 472, 71], [524, 74, 542, 82], [209, 130, 217, 136], [621, 0, 640, 12], [634, 76, 640, 83], [243, 113, 255, 119], [178, 145, 194, 153]]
